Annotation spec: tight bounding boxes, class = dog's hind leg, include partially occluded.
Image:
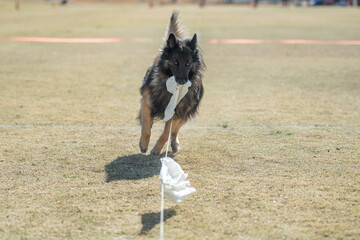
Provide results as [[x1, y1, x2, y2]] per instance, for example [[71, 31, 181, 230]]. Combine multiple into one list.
[[171, 120, 185, 153], [139, 89, 153, 153]]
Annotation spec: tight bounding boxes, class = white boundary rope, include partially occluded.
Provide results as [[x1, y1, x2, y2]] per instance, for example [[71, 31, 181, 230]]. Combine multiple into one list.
[[160, 118, 173, 240]]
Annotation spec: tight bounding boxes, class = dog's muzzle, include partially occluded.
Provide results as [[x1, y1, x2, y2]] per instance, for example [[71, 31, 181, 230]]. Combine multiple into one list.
[[176, 78, 187, 85]]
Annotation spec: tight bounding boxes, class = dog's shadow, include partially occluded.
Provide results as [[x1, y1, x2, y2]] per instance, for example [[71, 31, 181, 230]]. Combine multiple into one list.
[[105, 154, 176, 234], [105, 154, 165, 182], [140, 208, 176, 235]]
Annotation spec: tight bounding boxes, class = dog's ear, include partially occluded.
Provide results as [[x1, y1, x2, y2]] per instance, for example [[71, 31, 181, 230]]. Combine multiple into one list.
[[189, 33, 197, 51], [167, 33, 177, 48]]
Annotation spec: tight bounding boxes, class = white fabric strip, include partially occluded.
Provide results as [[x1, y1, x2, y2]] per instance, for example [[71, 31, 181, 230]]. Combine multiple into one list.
[[163, 76, 191, 122]]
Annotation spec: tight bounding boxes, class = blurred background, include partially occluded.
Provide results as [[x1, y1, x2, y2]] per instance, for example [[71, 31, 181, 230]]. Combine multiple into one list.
[[8, 0, 360, 8]]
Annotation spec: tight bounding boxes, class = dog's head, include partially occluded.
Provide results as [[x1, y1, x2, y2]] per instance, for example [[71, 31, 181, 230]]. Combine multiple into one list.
[[162, 33, 199, 85]]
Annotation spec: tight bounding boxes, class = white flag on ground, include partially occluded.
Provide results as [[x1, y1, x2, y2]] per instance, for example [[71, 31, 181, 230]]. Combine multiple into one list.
[[159, 157, 196, 203]]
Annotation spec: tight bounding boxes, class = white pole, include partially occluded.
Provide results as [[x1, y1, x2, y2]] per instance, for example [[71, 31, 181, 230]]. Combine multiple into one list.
[[160, 183, 164, 240], [160, 118, 173, 240]]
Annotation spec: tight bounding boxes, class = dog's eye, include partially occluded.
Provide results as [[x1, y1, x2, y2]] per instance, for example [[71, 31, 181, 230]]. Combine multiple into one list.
[[185, 62, 190, 67], [174, 60, 179, 65]]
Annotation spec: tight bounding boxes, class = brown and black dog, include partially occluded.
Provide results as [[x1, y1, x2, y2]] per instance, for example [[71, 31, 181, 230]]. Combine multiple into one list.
[[139, 11, 205, 155]]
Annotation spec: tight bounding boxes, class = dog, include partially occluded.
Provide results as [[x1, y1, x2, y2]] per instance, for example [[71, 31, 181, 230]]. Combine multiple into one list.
[[139, 11, 205, 155]]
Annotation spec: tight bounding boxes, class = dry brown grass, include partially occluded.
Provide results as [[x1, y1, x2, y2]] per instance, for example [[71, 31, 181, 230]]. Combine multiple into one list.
[[1, 2, 360, 239]]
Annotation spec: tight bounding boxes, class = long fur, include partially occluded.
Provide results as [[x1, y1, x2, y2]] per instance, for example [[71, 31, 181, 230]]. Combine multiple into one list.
[[140, 11, 205, 122], [162, 11, 187, 47]]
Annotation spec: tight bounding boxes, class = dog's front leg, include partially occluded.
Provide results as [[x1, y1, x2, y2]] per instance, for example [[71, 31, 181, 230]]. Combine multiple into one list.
[[151, 120, 173, 155], [170, 120, 185, 153], [139, 90, 153, 153]]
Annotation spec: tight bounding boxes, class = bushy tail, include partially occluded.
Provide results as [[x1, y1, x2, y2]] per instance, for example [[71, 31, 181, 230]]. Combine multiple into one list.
[[162, 11, 187, 47]]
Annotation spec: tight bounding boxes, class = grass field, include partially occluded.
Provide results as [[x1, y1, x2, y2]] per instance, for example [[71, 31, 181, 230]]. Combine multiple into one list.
[[1, 1, 360, 239]]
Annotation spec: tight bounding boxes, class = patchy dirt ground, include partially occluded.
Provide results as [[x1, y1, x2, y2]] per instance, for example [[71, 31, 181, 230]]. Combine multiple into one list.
[[0, 2, 359, 239]]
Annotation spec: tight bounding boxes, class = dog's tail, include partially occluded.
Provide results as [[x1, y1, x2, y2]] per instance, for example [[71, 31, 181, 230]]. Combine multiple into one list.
[[162, 11, 187, 47]]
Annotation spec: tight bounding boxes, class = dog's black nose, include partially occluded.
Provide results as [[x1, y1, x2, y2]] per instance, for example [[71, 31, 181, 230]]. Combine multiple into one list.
[[176, 78, 187, 85]]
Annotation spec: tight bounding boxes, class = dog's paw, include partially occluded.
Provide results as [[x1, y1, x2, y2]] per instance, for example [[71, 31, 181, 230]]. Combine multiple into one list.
[[140, 146, 148, 153], [171, 143, 181, 153], [139, 142, 148, 153], [150, 148, 160, 155]]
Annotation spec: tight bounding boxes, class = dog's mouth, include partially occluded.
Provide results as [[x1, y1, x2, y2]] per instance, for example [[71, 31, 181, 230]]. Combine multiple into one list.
[[175, 78, 188, 85]]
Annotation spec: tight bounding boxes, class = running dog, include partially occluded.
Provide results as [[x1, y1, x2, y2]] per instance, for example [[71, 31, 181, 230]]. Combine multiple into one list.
[[139, 11, 205, 155]]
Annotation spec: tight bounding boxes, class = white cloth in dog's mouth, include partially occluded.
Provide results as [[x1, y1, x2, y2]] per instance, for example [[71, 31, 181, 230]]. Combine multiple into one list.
[[164, 76, 192, 122]]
